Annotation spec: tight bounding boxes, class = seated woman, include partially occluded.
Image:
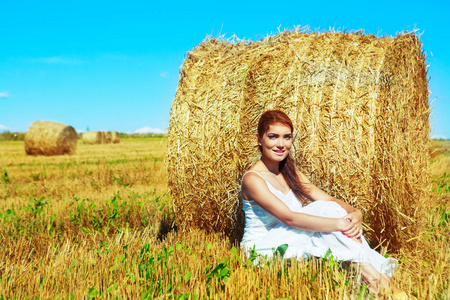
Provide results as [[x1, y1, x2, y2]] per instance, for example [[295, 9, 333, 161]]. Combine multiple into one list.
[[240, 110, 407, 298]]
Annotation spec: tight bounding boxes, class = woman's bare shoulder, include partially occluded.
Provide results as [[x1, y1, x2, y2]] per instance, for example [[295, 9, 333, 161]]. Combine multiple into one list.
[[243, 163, 272, 184], [295, 169, 311, 183], [241, 167, 271, 200], [242, 170, 265, 186]]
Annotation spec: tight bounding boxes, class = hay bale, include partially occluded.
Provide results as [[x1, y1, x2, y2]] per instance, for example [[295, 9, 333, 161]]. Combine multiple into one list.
[[103, 131, 112, 144], [82, 131, 102, 144], [24, 121, 77, 155], [99, 131, 106, 144], [111, 131, 120, 144], [167, 29, 430, 252]]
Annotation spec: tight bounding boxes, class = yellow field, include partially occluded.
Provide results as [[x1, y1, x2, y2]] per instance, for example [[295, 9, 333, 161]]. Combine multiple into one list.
[[0, 136, 448, 299]]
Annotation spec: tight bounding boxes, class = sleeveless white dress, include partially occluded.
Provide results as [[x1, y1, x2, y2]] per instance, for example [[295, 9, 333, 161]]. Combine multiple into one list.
[[241, 171, 397, 277]]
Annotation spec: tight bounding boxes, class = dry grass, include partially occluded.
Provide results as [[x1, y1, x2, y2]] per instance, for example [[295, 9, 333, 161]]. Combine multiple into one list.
[[430, 140, 450, 179], [0, 137, 448, 299]]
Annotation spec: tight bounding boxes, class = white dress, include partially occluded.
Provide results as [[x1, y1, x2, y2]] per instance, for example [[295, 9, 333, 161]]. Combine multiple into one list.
[[241, 171, 397, 277]]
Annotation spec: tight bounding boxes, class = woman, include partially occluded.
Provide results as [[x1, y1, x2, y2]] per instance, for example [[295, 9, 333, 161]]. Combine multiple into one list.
[[241, 110, 407, 297]]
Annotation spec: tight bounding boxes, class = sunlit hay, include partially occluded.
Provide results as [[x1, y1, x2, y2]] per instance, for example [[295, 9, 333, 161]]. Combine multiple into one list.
[[395, 190, 450, 298], [82, 131, 102, 144], [0, 228, 158, 299], [167, 28, 430, 253], [24, 120, 77, 156], [99, 131, 106, 144], [151, 230, 366, 299], [111, 131, 120, 144], [102, 131, 112, 144], [397, 237, 450, 298]]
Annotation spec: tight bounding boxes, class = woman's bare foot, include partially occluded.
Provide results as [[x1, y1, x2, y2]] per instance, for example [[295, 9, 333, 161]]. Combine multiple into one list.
[[381, 273, 407, 297], [355, 264, 407, 297]]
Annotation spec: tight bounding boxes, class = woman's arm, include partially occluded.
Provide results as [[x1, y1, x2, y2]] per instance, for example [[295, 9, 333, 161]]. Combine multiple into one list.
[[296, 170, 363, 238], [242, 172, 353, 233]]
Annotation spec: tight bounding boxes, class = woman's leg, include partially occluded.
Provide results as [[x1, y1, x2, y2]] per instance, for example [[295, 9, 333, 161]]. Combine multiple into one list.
[[381, 273, 405, 295], [351, 263, 404, 295], [358, 263, 388, 293]]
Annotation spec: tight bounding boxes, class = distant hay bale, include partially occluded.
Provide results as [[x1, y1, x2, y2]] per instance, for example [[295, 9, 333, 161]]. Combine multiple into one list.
[[25, 121, 78, 156], [167, 29, 431, 252], [100, 131, 106, 144], [103, 131, 112, 144], [82, 131, 102, 144], [111, 131, 120, 143], [82, 131, 117, 144]]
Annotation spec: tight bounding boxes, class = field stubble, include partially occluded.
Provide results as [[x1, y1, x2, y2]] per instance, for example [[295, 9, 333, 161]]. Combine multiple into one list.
[[0, 137, 448, 299]]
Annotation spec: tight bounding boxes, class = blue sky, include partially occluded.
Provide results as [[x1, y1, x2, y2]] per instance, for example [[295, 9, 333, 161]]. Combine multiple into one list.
[[1, 0, 449, 138]]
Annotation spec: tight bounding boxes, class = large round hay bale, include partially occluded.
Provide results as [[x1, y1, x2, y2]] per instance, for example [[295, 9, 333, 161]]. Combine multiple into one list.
[[167, 30, 430, 252], [25, 121, 78, 155], [82, 131, 102, 144], [103, 131, 112, 143], [111, 131, 120, 143]]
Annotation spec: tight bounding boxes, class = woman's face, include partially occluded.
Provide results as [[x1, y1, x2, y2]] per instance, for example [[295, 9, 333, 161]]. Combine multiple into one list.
[[258, 123, 293, 163]]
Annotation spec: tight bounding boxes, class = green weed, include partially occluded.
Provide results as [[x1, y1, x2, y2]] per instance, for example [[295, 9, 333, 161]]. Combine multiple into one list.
[[432, 173, 450, 194], [2, 171, 9, 183]]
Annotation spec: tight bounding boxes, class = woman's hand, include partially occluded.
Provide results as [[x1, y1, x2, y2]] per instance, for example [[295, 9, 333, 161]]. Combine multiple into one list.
[[342, 210, 363, 239]]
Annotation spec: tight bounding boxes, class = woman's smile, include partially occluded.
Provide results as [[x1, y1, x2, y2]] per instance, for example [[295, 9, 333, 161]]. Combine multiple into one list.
[[273, 149, 286, 156], [258, 123, 293, 162]]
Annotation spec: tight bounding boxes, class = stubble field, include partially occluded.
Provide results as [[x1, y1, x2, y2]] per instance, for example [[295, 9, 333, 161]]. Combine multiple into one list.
[[0, 136, 448, 299]]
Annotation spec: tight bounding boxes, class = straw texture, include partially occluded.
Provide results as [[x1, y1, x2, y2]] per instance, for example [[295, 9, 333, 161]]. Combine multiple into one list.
[[100, 131, 106, 144], [24, 121, 77, 156], [82, 131, 102, 144], [103, 131, 112, 144], [111, 131, 120, 144], [167, 29, 430, 251]]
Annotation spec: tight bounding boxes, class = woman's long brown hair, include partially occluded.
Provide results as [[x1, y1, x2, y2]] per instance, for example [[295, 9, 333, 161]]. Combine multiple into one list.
[[257, 110, 308, 203]]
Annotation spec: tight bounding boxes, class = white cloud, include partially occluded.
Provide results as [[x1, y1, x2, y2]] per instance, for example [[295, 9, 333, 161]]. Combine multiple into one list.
[[135, 127, 166, 134], [44, 57, 64, 63], [0, 124, 11, 132], [31, 56, 84, 64], [431, 134, 448, 140], [0, 91, 9, 98], [160, 72, 168, 78]]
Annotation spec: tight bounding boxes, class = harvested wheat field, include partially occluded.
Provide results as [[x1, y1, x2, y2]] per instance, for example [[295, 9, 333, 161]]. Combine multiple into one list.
[[0, 134, 448, 298]]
